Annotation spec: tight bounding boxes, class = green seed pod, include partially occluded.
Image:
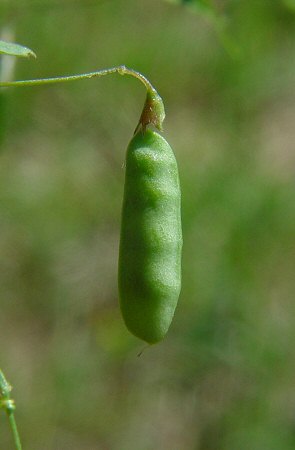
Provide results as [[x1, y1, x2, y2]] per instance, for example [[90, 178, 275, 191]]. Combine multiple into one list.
[[118, 129, 182, 344]]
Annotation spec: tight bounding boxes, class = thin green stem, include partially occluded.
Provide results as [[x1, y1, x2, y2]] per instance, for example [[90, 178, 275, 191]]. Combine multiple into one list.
[[0, 64, 165, 131], [7, 410, 22, 450], [0, 64, 155, 92], [0, 370, 23, 450]]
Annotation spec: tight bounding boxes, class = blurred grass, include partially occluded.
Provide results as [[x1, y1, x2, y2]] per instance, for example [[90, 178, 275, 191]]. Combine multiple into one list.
[[0, 0, 295, 449]]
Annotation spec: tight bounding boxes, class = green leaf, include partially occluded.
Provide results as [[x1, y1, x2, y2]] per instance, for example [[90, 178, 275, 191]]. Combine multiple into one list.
[[0, 40, 36, 59]]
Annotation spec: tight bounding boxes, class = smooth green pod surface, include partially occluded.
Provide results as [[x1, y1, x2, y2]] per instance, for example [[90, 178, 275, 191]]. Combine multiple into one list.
[[118, 129, 182, 343]]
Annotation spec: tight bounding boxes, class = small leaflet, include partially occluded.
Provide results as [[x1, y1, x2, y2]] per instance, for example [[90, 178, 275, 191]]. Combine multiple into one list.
[[0, 40, 36, 59]]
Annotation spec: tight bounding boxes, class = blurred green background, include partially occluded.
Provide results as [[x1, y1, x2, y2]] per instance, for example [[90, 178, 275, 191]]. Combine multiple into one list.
[[1, 1, 295, 449]]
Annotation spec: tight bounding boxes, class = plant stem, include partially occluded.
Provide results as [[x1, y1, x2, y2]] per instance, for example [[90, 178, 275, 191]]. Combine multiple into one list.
[[0, 64, 155, 91], [0, 64, 166, 131], [0, 370, 23, 450], [7, 410, 22, 450]]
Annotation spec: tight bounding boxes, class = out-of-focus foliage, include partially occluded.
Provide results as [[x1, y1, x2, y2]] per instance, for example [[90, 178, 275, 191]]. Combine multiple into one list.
[[0, 1, 295, 449]]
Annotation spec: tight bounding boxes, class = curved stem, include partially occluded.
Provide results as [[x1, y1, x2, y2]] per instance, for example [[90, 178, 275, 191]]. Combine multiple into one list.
[[0, 64, 165, 131], [0, 64, 155, 91]]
